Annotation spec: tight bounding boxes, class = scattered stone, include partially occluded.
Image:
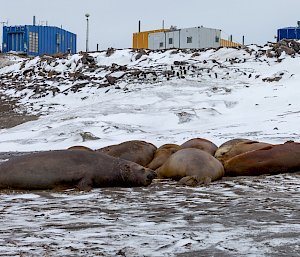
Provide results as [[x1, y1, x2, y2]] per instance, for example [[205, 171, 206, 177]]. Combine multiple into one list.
[[174, 61, 188, 66], [81, 54, 96, 65], [105, 75, 117, 85], [80, 132, 100, 142], [135, 49, 148, 60], [106, 47, 115, 57], [262, 76, 282, 82]]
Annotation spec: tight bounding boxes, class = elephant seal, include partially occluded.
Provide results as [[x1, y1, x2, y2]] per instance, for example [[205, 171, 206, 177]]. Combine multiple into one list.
[[215, 139, 271, 164], [68, 145, 94, 151], [97, 140, 157, 167], [0, 150, 157, 190], [224, 142, 300, 176], [147, 144, 180, 170], [157, 148, 224, 186], [179, 138, 218, 155]]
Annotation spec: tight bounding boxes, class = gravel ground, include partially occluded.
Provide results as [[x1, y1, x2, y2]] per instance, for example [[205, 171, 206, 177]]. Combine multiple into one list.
[[0, 93, 38, 129]]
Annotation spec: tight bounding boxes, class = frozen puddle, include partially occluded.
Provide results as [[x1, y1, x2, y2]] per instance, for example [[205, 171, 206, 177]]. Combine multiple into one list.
[[0, 174, 299, 257]]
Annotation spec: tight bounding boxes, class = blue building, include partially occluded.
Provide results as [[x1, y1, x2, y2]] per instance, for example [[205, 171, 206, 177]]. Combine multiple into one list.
[[277, 22, 300, 41], [2, 25, 76, 56]]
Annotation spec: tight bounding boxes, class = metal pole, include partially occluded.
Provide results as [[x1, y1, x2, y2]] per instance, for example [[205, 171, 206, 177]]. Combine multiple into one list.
[[0, 21, 7, 52], [85, 13, 90, 52]]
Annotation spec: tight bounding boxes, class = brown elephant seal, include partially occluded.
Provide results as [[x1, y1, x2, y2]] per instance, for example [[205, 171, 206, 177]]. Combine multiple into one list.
[[179, 138, 218, 155], [147, 144, 180, 170], [224, 142, 300, 176], [215, 139, 271, 164], [96, 140, 157, 167], [0, 150, 156, 190], [157, 148, 224, 186], [68, 145, 94, 151]]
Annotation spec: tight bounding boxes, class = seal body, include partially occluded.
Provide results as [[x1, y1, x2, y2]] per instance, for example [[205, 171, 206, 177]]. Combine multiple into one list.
[[157, 148, 224, 185], [179, 138, 218, 156], [68, 145, 94, 151], [215, 139, 271, 164], [224, 142, 300, 176], [97, 140, 157, 167], [0, 150, 156, 190], [147, 144, 180, 170]]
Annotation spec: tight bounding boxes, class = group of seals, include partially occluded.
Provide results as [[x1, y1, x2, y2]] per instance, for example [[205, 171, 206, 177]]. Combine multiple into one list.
[[0, 138, 299, 191]]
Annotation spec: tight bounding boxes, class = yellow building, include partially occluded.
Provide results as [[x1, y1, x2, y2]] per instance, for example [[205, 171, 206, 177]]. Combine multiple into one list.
[[220, 38, 241, 47], [132, 29, 169, 49]]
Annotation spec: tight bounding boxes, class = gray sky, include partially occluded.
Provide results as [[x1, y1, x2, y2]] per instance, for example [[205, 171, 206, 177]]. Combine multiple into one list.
[[1, 0, 300, 52]]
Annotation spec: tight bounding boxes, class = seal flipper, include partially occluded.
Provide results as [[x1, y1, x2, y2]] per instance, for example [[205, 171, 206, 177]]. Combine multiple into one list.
[[179, 175, 212, 186], [178, 176, 198, 186], [201, 176, 212, 185], [77, 177, 93, 191]]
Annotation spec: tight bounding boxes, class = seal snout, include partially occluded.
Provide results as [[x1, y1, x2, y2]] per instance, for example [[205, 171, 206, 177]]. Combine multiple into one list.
[[147, 170, 157, 180]]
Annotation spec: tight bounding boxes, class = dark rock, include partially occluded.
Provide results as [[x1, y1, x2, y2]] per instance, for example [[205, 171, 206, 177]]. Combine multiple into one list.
[[81, 54, 96, 65], [105, 75, 117, 85], [80, 132, 100, 142], [174, 61, 188, 66], [106, 47, 115, 57], [135, 49, 148, 60], [262, 76, 282, 82], [276, 46, 296, 56]]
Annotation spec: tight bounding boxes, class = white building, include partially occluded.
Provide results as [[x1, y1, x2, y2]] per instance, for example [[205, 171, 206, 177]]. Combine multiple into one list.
[[148, 26, 221, 50]]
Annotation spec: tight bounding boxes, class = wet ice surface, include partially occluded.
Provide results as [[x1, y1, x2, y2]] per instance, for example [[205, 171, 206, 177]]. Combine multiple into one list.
[[0, 174, 299, 257]]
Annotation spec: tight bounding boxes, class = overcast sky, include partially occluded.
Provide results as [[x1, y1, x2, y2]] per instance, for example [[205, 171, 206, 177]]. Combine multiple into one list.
[[1, 0, 300, 52]]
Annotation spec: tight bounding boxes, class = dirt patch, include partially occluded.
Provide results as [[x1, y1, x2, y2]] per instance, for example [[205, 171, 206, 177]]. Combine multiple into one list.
[[0, 93, 38, 129]]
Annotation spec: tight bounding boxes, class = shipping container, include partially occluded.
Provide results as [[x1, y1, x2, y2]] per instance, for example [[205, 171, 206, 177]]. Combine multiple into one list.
[[148, 26, 221, 50], [132, 29, 169, 49], [277, 27, 300, 41], [2, 25, 76, 56]]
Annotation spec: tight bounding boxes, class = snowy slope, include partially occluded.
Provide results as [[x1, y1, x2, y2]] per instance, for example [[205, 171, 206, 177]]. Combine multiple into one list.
[[0, 42, 300, 151]]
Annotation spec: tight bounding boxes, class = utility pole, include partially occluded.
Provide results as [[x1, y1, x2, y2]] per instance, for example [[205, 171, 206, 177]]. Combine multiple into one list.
[[85, 13, 90, 52], [0, 20, 8, 53]]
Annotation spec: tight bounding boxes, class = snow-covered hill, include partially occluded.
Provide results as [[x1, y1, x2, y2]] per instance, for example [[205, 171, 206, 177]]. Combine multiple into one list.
[[0, 40, 300, 151]]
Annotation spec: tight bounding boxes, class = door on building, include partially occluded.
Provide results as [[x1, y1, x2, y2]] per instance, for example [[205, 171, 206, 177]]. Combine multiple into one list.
[[7, 32, 24, 52]]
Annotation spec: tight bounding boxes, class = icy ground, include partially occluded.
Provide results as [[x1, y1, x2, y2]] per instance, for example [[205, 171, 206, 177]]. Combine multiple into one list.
[[0, 42, 299, 256], [0, 174, 299, 257]]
